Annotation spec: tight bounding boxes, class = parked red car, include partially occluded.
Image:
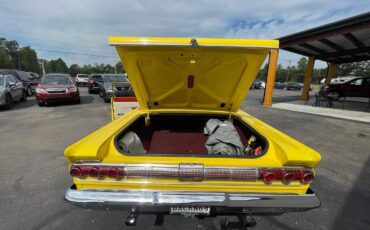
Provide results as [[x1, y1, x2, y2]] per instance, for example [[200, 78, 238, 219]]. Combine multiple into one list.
[[36, 73, 80, 106], [320, 77, 370, 100]]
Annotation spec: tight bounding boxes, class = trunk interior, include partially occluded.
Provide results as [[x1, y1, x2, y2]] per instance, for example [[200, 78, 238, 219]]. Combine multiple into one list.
[[115, 114, 267, 158]]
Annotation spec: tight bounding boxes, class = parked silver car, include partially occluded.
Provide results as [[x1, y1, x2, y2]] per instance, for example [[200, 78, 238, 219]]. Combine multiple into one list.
[[0, 74, 26, 109]]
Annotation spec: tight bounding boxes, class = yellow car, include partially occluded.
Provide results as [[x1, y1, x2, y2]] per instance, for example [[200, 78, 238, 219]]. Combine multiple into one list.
[[64, 37, 321, 225]]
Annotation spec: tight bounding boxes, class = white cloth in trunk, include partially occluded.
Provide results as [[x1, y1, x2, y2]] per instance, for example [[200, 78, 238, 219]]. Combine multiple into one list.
[[204, 119, 244, 155], [118, 131, 147, 154]]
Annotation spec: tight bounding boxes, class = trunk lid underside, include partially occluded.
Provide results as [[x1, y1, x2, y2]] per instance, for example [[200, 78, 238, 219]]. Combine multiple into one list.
[[109, 37, 279, 112]]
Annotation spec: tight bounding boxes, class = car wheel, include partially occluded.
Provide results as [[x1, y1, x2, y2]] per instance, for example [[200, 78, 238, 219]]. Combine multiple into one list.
[[88, 89, 92, 94], [99, 91, 103, 97], [5, 94, 13, 109], [75, 98, 81, 104], [327, 92, 340, 100], [26, 86, 32, 96], [20, 90, 27, 102], [103, 94, 110, 103], [37, 101, 45, 107]]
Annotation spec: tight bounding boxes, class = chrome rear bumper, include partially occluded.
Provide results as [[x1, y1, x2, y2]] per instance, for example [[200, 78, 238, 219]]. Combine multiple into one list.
[[65, 185, 320, 213]]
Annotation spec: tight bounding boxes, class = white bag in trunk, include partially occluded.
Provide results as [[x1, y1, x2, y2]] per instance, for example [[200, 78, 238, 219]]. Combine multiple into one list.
[[204, 119, 244, 155], [118, 131, 147, 154]]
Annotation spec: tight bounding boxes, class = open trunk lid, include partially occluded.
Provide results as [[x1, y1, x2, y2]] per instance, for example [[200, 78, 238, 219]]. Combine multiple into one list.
[[109, 37, 278, 112]]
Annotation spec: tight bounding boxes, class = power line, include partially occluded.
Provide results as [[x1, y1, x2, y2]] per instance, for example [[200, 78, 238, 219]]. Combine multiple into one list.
[[35, 48, 118, 59]]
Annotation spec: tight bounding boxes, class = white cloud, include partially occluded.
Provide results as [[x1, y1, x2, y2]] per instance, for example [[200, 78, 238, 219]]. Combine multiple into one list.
[[0, 0, 369, 67]]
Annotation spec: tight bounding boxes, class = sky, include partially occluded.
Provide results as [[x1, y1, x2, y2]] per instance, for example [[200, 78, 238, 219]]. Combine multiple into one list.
[[0, 0, 369, 68]]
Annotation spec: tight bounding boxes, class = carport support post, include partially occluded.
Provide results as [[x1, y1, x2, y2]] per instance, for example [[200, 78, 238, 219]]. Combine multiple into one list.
[[262, 49, 279, 106], [300, 56, 315, 101], [325, 62, 336, 84]]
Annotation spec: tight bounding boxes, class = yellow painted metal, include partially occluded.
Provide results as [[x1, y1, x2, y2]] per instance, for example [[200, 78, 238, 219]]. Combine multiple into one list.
[[109, 37, 279, 48], [262, 49, 279, 106], [325, 62, 336, 84], [65, 109, 321, 195], [64, 37, 320, 195], [300, 56, 315, 100], [109, 37, 278, 112]]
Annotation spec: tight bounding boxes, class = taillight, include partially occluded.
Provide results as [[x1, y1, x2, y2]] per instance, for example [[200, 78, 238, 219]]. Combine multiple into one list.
[[69, 165, 125, 180], [69, 164, 314, 185], [259, 169, 314, 185], [260, 170, 275, 184], [89, 167, 100, 177], [300, 171, 314, 184], [282, 171, 294, 185], [70, 166, 81, 177], [108, 167, 124, 178]]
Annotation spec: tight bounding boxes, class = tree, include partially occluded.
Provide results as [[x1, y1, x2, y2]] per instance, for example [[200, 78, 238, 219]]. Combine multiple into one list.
[[19, 46, 40, 73], [336, 61, 370, 77], [115, 62, 125, 74], [5, 40, 20, 69], [103, 64, 114, 73], [275, 64, 286, 82], [296, 57, 308, 82], [46, 58, 68, 73], [0, 38, 12, 68], [297, 57, 308, 72], [69, 64, 81, 77]]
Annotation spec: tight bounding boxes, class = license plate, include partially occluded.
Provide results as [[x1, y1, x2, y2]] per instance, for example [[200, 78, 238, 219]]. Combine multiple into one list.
[[170, 206, 210, 215]]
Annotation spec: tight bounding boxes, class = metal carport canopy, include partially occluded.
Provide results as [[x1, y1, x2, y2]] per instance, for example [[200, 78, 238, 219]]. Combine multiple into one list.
[[260, 12, 370, 105], [278, 12, 370, 64]]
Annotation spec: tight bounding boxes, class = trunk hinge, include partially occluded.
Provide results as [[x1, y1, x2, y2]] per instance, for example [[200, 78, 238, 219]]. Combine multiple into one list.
[[228, 106, 233, 122], [145, 112, 150, 126]]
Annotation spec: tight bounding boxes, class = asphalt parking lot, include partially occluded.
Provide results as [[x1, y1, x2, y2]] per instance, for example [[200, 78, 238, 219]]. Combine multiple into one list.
[[0, 88, 369, 230]]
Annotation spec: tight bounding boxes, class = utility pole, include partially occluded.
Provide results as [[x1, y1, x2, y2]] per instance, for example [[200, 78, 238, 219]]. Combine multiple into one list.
[[41, 61, 46, 75], [18, 48, 21, 70], [285, 60, 292, 84]]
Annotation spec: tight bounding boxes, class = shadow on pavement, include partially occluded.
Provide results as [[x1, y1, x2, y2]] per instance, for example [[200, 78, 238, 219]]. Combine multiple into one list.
[[218, 217, 246, 230], [272, 95, 300, 103], [43, 95, 94, 107], [0, 96, 36, 111], [332, 155, 370, 230]]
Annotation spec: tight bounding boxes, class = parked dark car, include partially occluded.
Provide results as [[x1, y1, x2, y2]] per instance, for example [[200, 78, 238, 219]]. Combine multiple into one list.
[[0, 74, 27, 109], [286, 82, 303, 91], [28, 72, 40, 80], [98, 74, 132, 103], [35, 73, 80, 106], [274, 82, 285, 89], [320, 77, 370, 100], [87, 73, 103, 94], [250, 80, 262, 90], [0, 69, 37, 96]]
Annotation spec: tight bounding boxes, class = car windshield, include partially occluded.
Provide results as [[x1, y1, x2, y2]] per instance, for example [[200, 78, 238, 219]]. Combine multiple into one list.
[[103, 75, 128, 83], [0, 76, 3, 85], [41, 75, 72, 84], [78, 75, 89, 79], [349, 78, 363, 86], [91, 76, 102, 81]]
